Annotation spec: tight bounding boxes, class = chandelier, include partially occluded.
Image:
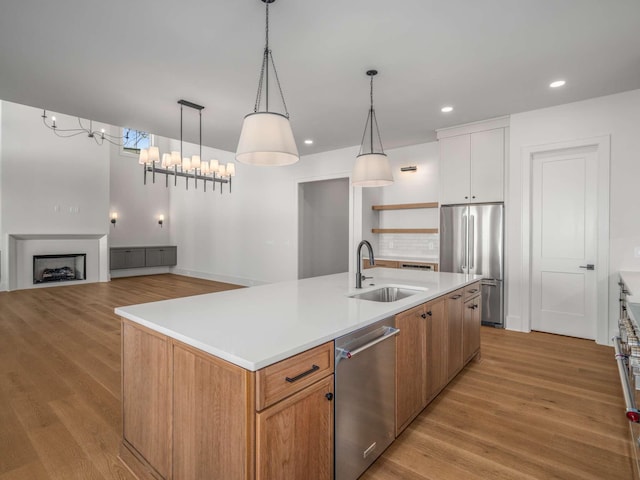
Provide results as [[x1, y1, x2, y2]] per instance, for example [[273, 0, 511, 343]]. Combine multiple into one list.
[[41, 110, 146, 147], [139, 100, 236, 194], [236, 0, 299, 166]]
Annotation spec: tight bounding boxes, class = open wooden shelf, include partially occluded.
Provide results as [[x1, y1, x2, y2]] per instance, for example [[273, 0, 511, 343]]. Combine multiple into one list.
[[372, 202, 439, 211], [371, 228, 439, 234]]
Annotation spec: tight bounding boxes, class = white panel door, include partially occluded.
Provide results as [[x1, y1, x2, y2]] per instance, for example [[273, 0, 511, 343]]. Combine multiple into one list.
[[531, 147, 597, 339], [439, 135, 470, 205]]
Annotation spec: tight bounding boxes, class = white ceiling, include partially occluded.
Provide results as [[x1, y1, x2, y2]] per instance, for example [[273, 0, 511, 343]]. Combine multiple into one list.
[[1, 0, 639, 155]]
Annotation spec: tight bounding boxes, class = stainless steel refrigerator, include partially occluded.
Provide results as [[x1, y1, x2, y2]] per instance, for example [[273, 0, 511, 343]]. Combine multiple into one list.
[[440, 203, 504, 327]]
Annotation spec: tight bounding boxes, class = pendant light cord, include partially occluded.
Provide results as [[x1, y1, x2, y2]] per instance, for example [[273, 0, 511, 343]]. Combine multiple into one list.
[[253, 1, 290, 118], [358, 72, 385, 155]]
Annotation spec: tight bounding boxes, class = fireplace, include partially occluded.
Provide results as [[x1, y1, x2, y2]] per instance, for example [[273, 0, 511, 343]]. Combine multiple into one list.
[[33, 254, 86, 284]]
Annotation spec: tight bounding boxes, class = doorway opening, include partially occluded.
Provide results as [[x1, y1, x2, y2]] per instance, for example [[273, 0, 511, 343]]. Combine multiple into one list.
[[298, 178, 350, 279]]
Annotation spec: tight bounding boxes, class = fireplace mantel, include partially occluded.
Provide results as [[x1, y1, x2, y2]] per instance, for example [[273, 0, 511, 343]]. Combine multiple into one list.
[[4, 233, 109, 291]]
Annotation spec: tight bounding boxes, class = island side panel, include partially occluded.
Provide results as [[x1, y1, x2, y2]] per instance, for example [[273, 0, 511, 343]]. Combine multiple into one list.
[[172, 342, 255, 480], [122, 319, 172, 479]]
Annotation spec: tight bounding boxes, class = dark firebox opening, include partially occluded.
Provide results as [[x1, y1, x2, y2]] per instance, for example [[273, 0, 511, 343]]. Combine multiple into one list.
[[33, 254, 86, 284]]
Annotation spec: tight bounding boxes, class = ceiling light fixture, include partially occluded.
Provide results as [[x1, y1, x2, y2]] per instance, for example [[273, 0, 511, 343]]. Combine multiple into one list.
[[41, 110, 142, 147], [550, 80, 566, 88], [236, 0, 298, 166], [304, 139, 314, 145], [352, 69, 393, 187], [139, 100, 235, 194], [441, 106, 454, 113]]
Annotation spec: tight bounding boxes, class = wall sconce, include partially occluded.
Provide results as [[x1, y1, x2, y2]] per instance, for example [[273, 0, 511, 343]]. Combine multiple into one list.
[[400, 166, 417, 173], [158, 214, 164, 228], [110, 212, 118, 227]]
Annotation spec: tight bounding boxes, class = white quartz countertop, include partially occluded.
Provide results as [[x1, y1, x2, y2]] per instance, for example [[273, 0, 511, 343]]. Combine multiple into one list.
[[620, 271, 640, 304], [115, 269, 480, 371]]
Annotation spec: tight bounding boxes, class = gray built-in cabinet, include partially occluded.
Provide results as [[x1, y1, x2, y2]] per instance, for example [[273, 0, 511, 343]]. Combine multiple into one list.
[[110, 246, 177, 270]]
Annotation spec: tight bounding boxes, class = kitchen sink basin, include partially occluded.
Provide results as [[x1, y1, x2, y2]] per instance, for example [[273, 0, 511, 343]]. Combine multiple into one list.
[[349, 286, 424, 302]]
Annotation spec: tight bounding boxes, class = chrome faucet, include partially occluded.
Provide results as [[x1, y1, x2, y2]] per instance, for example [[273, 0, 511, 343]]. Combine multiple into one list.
[[356, 240, 375, 289]]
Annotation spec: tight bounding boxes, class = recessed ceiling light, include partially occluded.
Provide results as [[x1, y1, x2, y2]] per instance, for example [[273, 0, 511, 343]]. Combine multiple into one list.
[[549, 80, 566, 88], [304, 139, 313, 145], [441, 106, 453, 113]]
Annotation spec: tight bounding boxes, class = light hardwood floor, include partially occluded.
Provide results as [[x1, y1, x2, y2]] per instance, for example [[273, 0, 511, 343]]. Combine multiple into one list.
[[0, 274, 634, 479]]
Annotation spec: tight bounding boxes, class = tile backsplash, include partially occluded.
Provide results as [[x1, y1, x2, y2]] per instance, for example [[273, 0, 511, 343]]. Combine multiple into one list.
[[377, 233, 439, 261]]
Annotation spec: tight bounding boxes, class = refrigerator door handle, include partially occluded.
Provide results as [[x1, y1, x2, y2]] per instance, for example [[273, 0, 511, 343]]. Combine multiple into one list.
[[469, 214, 475, 270], [462, 214, 468, 273]]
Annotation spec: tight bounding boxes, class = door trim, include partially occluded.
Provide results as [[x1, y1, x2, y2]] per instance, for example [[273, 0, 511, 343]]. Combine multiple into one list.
[[520, 135, 610, 344]]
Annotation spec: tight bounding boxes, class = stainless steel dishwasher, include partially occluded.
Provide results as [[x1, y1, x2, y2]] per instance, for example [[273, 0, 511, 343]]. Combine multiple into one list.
[[335, 316, 399, 480]]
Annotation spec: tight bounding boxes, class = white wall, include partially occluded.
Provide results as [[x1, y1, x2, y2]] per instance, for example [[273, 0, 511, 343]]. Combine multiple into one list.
[[169, 142, 356, 285], [506, 89, 640, 342], [363, 141, 440, 261], [1, 101, 110, 235], [108, 133, 171, 247], [0, 101, 111, 290]]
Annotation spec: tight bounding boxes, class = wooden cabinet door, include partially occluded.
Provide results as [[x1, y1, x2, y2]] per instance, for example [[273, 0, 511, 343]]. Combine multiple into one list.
[[424, 297, 447, 403], [256, 375, 334, 480], [446, 288, 464, 380], [470, 128, 504, 202], [395, 304, 426, 434], [439, 134, 471, 205], [173, 344, 254, 480], [463, 295, 481, 363], [122, 321, 171, 479]]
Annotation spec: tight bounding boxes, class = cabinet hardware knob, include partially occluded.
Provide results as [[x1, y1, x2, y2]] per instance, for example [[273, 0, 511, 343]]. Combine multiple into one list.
[[325, 392, 334, 401], [421, 313, 427, 319], [465, 196, 468, 199], [472, 195, 476, 199], [427, 311, 433, 317]]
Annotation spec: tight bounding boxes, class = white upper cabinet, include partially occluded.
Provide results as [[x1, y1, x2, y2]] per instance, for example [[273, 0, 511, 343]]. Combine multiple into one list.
[[470, 128, 504, 203], [438, 117, 508, 205], [439, 134, 471, 205]]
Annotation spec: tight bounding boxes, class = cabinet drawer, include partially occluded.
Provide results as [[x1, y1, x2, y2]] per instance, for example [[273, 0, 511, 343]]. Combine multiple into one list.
[[464, 281, 481, 300], [256, 342, 334, 411]]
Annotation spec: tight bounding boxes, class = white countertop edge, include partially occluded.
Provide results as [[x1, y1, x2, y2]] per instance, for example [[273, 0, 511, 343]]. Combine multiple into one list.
[[115, 272, 481, 371]]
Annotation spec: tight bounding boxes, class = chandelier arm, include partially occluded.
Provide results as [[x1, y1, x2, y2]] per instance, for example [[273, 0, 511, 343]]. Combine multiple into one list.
[[268, 51, 289, 117], [53, 129, 88, 138]]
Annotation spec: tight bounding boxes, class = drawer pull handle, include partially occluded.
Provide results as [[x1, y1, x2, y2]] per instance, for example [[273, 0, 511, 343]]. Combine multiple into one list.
[[450, 294, 462, 300], [285, 364, 320, 383], [468, 288, 479, 293]]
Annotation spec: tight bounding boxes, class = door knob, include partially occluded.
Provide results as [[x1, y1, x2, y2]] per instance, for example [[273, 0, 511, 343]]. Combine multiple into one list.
[[579, 264, 595, 270]]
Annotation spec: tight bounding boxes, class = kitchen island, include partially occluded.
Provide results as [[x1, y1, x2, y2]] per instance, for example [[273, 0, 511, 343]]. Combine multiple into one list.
[[116, 268, 482, 480]]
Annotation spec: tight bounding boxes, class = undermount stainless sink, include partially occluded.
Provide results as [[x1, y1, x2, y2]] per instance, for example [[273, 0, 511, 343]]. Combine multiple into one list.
[[349, 286, 423, 302]]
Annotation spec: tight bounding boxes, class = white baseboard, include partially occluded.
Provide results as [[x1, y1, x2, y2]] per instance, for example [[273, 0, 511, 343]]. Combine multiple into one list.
[[505, 314, 529, 333], [170, 268, 267, 287]]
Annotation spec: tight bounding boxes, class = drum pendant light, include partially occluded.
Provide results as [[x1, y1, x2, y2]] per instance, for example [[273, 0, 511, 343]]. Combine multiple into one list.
[[236, 0, 299, 166], [352, 69, 394, 187]]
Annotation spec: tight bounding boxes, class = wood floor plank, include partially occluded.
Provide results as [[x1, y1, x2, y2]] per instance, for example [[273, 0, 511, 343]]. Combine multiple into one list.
[[0, 461, 51, 480], [49, 394, 133, 480]]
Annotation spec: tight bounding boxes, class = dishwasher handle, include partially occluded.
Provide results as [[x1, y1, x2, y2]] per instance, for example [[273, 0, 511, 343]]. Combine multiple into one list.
[[338, 326, 400, 359]]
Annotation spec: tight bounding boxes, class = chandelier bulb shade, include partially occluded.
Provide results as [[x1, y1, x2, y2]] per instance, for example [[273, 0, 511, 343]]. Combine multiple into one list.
[[352, 69, 393, 187], [236, 0, 299, 166]]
